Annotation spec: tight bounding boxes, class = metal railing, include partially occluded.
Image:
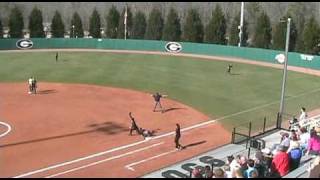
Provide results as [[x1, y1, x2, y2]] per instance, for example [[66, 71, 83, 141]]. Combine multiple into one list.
[[231, 114, 281, 157]]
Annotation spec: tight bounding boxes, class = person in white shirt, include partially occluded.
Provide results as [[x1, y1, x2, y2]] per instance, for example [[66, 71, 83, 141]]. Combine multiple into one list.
[[298, 127, 310, 154], [28, 77, 33, 94], [299, 107, 308, 126], [281, 135, 290, 148], [230, 155, 241, 177]]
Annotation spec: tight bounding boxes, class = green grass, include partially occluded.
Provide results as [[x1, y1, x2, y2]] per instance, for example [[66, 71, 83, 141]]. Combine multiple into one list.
[[1, 51, 320, 132]]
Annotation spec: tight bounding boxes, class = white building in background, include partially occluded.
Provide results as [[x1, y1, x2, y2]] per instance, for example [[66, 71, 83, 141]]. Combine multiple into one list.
[[23, 29, 30, 39], [84, 31, 89, 38], [3, 28, 9, 38]]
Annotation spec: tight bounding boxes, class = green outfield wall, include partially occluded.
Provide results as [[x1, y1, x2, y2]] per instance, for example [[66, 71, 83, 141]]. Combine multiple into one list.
[[0, 38, 319, 70]]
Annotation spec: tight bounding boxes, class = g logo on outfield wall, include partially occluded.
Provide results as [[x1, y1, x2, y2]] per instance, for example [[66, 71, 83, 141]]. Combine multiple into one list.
[[165, 42, 182, 53], [16, 39, 33, 49], [275, 53, 285, 64]]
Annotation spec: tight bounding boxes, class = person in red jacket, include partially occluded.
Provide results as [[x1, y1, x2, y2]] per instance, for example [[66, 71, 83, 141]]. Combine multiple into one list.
[[271, 145, 290, 177]]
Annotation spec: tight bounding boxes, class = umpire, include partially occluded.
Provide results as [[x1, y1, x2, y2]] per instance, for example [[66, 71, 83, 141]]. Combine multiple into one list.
[[151, 92, 167, 113]]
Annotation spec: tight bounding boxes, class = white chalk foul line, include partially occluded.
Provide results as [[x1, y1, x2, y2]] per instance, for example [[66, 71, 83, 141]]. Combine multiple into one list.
[[125, 149, 177, 171], [14, 86, 320, 178], [0, 121, 11, 138], [45, 142, 164, 178], [13, 139, 151, 178]]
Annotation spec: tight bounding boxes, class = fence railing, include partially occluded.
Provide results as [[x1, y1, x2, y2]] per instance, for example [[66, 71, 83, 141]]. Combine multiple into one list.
[[231, 114, 281, 157], [231, 115, 279, 144]]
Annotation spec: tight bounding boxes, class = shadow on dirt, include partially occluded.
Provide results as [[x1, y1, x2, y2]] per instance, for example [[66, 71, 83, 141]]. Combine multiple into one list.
[[37, 89, 57, 94], [0, 121, 128, 148]]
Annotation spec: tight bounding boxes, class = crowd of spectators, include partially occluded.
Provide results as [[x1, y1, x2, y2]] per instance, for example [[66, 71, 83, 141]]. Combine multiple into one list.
[[189, 107, 320, 178]]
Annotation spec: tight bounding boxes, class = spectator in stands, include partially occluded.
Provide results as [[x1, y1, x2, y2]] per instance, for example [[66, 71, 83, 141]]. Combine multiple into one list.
[[289, 116, 299, 131], [299, 107, 308, 127], [230, 155, 241, 176], [203, 165, 213, 178], [239, 155, 248, 172], [275, 132, 291, 152], [288, 141, 303, 171], [290, 129, 298, 141], [307, 128, 320, 156], [281, 132, 291, 148], [254, 150, 266, 178], [298, 127, 310, 154], [222, 165, 232, 178], [299, 107, 307, 119], [272, 132, 290, 155], [233, 167, 244, 178], [251, 170, 259, 178], [244, 159, 259, 178], [261, 148, 273, 177], [212, 167, 225, 178], [226, 155, 234, 166], [191, 167, 203, 178], [271, 145, 290, 177], [308, 156, 320, 178], [287, 130, 300, 153]]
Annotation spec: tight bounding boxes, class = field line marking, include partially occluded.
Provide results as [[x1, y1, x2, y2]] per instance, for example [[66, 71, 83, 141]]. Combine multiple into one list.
[[45, 142, 164, 178], [13, 139, 151, 178], [125, 149, 177, 171], [0, 121, 11, 138], [13, 86, 320, 178]]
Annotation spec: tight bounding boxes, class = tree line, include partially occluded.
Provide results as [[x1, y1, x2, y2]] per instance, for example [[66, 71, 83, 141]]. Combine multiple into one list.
[[1, 5, 319, 55]]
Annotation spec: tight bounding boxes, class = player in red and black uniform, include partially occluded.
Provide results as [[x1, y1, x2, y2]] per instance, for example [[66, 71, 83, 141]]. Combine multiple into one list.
[[129, 112, 141, 136], [175, 123, 183, 150]]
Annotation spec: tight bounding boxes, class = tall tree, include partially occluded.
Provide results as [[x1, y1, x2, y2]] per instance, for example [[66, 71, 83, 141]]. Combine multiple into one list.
[[0, 19, 3, 38], [70, 12, 84, 38], [287, 2, 307, 52], [132, 11, 146, 39], [51, 10, 65, 38], [252, 11, 272, 49], [183, 8, 204, 43], [29, 6, 45, 38], [303, 15, 320, 55], [246, 2, 261, 34], [228, 12, 248, 46], [204, 5, 227, 44], [8, 6, 24, 38], [272, 14, 297, 51], [145, 8, 164, 40], [162, 7, 181, 41], [89, 8, 101, 38], [106, 5, 120, 38], [117, 6, 133, 39]]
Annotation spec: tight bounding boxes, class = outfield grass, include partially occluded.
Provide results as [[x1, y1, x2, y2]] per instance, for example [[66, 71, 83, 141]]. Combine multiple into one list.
[[1, 51, 320, 131]]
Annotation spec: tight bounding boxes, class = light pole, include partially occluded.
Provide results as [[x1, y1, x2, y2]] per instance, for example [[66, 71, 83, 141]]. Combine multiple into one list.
[[278, 18, 291, 128], [72, 25, 75, 38], [124, 4, 128, 40], [238, 2, 244, 47]]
